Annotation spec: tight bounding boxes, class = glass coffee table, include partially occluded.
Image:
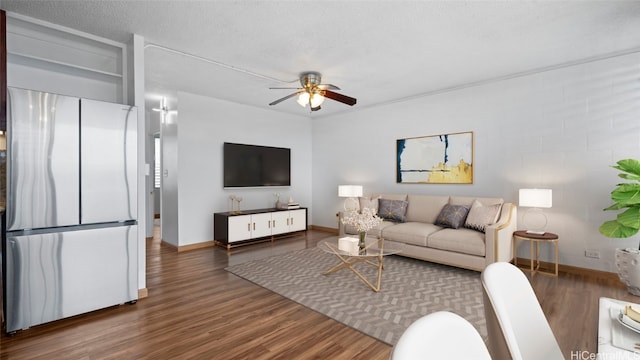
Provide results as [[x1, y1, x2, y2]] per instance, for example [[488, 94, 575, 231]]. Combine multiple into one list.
[[318, 236, 401, 292]]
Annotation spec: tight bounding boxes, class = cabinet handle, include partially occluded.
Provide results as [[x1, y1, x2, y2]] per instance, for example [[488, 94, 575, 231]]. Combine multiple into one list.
[[247, 223, 250, 232], [291, 217, 294, 225], [253, 222, 256, 231], [272, 220, 276, 227], [287, 218, 289, 226]]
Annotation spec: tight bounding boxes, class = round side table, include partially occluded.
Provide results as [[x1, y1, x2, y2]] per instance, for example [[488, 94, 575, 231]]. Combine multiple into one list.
[[513, 230, 559, 277]]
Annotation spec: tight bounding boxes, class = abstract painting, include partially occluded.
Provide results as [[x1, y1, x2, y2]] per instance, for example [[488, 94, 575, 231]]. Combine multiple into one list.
[[396, 131, 473, 184]]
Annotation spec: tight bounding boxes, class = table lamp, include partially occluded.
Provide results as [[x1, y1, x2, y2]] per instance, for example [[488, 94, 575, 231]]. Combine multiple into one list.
[[338, 185, 363, 211], [519, 188, 552, 235]]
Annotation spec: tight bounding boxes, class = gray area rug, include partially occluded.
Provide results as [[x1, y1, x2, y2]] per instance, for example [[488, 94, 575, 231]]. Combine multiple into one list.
[[225, 246, 486, 345]]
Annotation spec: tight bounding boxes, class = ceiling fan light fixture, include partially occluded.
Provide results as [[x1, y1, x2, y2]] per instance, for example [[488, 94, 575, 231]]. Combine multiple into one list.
[[297, 92, 310, 107], [269, 71, 356, 111], [309, 93, 325, 108]]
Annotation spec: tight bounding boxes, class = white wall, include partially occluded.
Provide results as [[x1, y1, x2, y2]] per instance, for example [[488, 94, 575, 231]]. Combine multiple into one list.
[[150, 111, 161, 217], [312, 52, 640, 272], [161, 98, 179, 247], [166, 91, 312, 246]]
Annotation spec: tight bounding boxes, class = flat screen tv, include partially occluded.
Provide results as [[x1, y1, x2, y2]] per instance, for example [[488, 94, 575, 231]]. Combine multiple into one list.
[[223, 142, 291, 187]]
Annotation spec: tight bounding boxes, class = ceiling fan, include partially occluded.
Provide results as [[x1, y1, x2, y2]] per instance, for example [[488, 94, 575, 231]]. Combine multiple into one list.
[[269, 72, 357, 112]]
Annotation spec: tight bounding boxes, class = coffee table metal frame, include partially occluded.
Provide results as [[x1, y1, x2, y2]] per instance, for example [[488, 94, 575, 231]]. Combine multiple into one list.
[[319, 236, 400, 292]]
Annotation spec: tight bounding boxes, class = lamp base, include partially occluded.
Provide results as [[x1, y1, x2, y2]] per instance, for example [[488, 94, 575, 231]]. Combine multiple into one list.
[[522, 208, 548, 235], [343, 197, 359, 212]]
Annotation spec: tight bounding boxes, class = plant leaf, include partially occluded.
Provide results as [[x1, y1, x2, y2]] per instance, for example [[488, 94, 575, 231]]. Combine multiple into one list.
[[611, 183, 640, 206], [599, 220, 640, 238], [614, 159, 640, 177], [619, 173, 640, 182], [618, 207, 640, 229], [601, 159, 640, 238], [604, 203, 627, 211]]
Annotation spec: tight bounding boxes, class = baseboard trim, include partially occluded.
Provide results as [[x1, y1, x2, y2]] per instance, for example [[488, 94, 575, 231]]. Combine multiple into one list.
[[515, 257, 619, 281], [161, 239, 177, 249], [138, 288, 148, 299], [309, 225, 338, 235], [160, 239, 216, 252], [178, 241, 216, 253]]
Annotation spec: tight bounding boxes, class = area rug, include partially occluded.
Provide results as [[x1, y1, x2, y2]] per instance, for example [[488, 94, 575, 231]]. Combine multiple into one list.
[[225, 246, 486, 345]]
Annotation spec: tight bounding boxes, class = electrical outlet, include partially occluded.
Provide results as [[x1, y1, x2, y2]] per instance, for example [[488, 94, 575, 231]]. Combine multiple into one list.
[[585, 250, 601, 259]]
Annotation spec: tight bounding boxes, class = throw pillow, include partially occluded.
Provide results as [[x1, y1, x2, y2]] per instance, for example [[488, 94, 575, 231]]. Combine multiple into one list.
[[464, 200, 502, 233], [359, 196, 380, 213], [435, 204, 470, 229], [377, 198, 409, 222]]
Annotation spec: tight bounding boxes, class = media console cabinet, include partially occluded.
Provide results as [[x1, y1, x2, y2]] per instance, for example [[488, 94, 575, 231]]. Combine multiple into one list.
[[214, 207, 307, 249]]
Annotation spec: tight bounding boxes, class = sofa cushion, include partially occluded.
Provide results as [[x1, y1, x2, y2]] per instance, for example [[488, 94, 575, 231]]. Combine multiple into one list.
[[464, 200, 502, 233], [405, 195, 450, 223], [427, 228, 486, 257], [378, 199, 409, 222], [382, 222, 443, 247], [435, 204, 470, 229]]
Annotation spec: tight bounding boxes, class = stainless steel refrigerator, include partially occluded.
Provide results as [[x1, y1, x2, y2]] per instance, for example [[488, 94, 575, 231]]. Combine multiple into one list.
[[4, 87, 138, 334]]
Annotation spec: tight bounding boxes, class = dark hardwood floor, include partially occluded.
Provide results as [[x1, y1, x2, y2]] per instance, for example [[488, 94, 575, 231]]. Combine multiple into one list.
[[1, 223, 637, 359]]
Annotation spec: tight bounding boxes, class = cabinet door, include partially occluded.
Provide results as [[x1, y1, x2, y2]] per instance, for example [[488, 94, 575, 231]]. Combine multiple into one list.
[[289, 209, 307, 232], [251, 213, 272, 239], [228, 215, 252, 242], [271, 211, 290, 235]]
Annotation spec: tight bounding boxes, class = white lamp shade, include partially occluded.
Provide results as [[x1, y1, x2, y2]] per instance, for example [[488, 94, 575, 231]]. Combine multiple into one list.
[[338, 185, 363, 198], [519, 189, 552, 208]]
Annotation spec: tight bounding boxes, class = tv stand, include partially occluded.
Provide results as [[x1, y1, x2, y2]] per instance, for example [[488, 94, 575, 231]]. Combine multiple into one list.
[[213, 207, 307, 249]]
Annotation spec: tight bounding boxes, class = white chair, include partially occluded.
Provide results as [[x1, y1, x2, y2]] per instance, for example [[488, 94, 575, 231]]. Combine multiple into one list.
[[481, 262, 564, 360], [390, 311, 492, 360]]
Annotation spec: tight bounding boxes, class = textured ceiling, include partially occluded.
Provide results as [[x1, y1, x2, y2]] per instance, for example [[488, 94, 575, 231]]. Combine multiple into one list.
[[2, 1, 640, 118]]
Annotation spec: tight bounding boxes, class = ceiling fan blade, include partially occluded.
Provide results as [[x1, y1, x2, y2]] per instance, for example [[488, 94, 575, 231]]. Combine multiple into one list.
[[269, 92, 299, 106], [318, 84, 341, 90], [323, 90, 357, 106]]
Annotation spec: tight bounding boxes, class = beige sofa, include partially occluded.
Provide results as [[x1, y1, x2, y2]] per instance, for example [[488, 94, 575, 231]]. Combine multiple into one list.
[[339, 194, 517, 271]]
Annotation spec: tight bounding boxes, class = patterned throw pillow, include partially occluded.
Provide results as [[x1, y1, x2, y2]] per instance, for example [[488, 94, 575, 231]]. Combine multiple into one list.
[[435, 204, 470, 229], [377, 199, 409, 222], [464, 200, 502, 233]]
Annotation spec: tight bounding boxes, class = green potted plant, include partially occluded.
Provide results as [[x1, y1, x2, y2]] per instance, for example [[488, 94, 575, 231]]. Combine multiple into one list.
[[600, 159, 640, 295]]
